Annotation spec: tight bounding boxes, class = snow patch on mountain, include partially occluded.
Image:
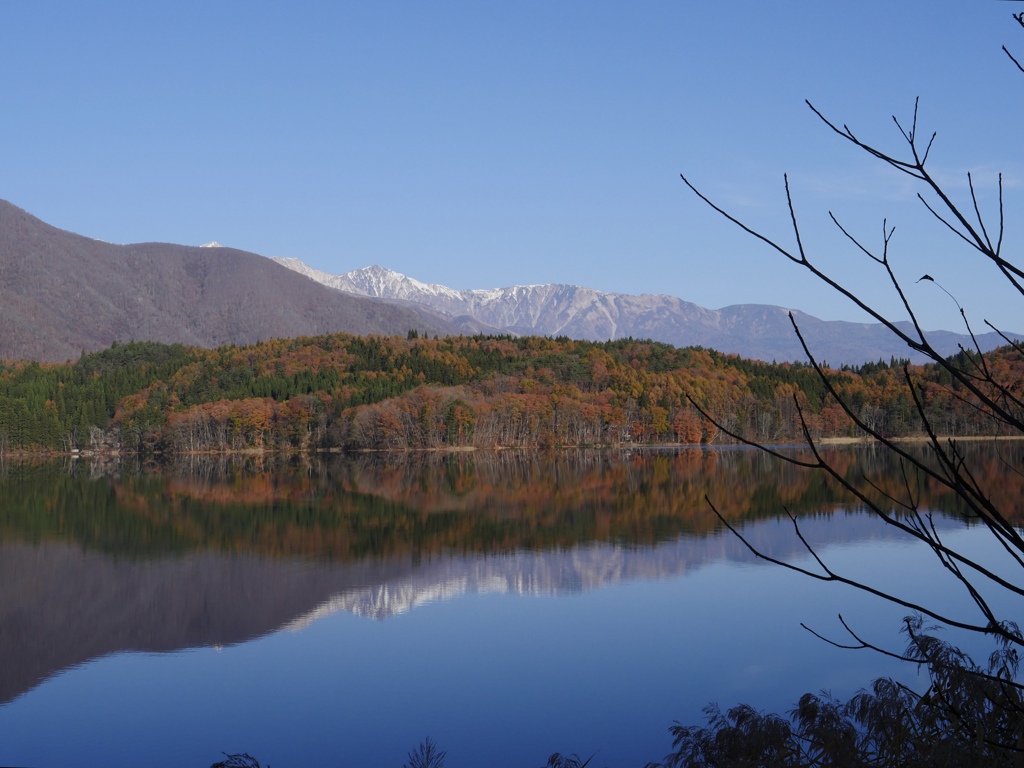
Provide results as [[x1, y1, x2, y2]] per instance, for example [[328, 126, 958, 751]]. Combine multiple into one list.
[[280, 543, 672, 626], [269, 258, 1014, 365]]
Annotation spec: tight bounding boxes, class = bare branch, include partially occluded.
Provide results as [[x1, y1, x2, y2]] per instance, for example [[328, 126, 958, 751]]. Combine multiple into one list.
[[704, 496, 1023, 643]]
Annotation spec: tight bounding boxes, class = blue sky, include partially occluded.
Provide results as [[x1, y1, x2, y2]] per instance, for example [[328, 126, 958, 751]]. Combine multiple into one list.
[[1, 2, 1021, 335]]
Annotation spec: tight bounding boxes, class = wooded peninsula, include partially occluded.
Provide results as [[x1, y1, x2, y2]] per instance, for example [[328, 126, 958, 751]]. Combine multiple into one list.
[[0, 333, 1018, 455]]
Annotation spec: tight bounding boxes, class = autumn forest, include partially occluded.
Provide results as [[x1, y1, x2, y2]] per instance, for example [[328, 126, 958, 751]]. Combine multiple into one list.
[[0, 333, 1019, 455]]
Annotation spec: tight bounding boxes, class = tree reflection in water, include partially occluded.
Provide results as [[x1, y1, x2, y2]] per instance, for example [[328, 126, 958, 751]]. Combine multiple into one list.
[[0, 444, 1020, 766], [1, 443, 1018, 562]]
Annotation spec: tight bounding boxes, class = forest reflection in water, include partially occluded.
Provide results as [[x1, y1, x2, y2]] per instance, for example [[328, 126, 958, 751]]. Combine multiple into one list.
[[3, 442, 1019, 561], [0, 442, 1021, 767]]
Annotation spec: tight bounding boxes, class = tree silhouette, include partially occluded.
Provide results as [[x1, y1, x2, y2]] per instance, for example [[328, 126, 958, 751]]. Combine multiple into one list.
[[672, 7, 1024, 767], [403, 736, 447, 768]]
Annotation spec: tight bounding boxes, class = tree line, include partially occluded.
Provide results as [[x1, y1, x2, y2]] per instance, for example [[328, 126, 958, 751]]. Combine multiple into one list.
[[0, 334, 1018, 454]]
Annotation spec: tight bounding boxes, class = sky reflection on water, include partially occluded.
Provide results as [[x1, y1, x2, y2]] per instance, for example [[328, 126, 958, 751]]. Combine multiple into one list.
[[0, 518, 988, 768], [2, 446, 1020, 767]]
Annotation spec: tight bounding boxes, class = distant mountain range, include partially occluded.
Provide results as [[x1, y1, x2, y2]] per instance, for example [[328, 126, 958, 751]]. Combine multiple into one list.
[[0, 200, 455, 362], [275, 259, 1012, 367], [0, 198, 1011, 364]]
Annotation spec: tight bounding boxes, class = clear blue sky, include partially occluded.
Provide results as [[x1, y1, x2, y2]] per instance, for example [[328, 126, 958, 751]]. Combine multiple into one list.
[[2, 1, 1020, 334]]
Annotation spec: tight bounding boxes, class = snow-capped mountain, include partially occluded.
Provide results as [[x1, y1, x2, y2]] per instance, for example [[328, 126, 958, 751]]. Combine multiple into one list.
[[272, 259, 458, 302], [272, 259, 1013, 366]]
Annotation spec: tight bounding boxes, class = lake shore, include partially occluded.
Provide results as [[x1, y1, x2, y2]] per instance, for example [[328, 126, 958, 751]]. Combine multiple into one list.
[[2, 433, 1023, 461], [816, 434, 1024, 446]]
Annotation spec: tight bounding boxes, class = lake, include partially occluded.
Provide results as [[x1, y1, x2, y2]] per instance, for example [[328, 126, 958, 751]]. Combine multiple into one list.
[[0, 444, 1020, 767]]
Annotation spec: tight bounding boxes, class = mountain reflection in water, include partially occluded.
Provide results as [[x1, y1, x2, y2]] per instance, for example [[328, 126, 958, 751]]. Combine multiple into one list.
[[0, 443, 1020, 767]]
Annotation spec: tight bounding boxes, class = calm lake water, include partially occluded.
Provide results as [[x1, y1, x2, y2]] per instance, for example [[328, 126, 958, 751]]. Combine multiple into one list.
[[0, 445, 1020, 767]]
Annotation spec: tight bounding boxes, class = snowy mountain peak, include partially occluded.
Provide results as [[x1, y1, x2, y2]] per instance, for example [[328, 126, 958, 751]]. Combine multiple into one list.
[[343, 264, 464, 302], [268, 256, 1011, 365], [270, 259, 467, 303]]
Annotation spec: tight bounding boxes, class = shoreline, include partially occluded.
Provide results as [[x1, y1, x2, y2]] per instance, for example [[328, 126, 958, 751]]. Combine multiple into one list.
[[816, 434, 1024, 446], [2, 433, 1022, 461]]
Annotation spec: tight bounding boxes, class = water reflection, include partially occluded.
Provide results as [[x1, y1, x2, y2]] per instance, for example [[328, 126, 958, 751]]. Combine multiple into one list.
[[4, 515, 904, 707], [0, 543, 417, 705], [2, 443, 1019, 714], [4, 444, 1019, 716], [5, 443, 1019, 561]]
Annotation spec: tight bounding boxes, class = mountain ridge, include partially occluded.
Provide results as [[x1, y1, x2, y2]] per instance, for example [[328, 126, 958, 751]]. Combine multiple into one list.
[[0, 196, 1011, 366], [274, 259, 1013, 366], [0, 200, 457, 362]]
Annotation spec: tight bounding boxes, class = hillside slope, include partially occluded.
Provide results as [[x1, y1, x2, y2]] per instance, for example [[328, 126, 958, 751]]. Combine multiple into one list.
[[0, 201, 455, 362]]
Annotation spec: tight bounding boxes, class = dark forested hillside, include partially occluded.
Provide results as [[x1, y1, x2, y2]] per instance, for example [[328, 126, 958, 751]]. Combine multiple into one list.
[[0, 200, 456, 362], [0, 334, 1018, 455]]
